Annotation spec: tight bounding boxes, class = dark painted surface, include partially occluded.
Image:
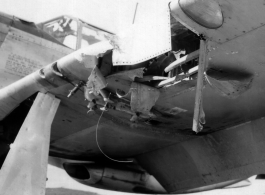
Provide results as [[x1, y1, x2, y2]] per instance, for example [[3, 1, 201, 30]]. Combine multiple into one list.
[[136, 118, 265, 192]]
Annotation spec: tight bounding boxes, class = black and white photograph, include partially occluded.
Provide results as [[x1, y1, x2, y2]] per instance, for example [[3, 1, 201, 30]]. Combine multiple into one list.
[[0, 0, 264, 194]]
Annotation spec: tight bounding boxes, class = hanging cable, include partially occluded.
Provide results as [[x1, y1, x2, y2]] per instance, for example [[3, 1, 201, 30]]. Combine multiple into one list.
[[95, 95, 133, 163]]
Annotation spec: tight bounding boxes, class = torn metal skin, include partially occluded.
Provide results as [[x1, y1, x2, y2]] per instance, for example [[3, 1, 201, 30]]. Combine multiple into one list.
[[86, 66, 107, 96], [84, 66, 110, 112], [116, 82, 160, 122], [73, 40, 113, 68], [130, 82, 160, 116], [107, 35, 122, 52]]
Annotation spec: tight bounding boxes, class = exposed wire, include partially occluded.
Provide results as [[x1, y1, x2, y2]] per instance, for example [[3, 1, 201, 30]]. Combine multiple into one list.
[[95, 97, 133, 163]]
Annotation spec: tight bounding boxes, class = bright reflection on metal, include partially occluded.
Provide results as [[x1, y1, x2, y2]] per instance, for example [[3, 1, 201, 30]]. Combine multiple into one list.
[[179, 0, 223, 29]]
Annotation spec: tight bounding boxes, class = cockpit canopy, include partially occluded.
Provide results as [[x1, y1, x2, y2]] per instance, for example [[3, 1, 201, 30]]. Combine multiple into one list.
[[40, 15, 112, 50]]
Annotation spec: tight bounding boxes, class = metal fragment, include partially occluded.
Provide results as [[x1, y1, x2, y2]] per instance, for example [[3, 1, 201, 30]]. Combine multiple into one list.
[[86, 67, 107, 95], [130, 82, 160, 116]]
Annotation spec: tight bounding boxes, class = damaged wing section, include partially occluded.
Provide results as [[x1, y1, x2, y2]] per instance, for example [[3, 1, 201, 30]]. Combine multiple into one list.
[[0, 41, 113, 120]]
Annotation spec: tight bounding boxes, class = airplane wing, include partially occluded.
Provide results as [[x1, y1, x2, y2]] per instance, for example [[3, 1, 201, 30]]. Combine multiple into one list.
[[0, 0, 265, 194]]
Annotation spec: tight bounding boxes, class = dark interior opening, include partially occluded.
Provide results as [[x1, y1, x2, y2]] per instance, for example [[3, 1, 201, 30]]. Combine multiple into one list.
[[63, 163, 90, 180]]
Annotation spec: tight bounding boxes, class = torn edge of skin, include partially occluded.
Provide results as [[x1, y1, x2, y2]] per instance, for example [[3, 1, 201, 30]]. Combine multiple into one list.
[[75, 52, 98, 68], [130, 83, 160, 120], [86, 66, 107, 95], [106, 35, 121, 52], [74, 40, 114, 67], [116, 82, 160, 122]]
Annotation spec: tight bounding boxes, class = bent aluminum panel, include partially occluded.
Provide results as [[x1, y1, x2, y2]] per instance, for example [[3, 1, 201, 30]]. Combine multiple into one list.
[[112, 0, 171, 65]]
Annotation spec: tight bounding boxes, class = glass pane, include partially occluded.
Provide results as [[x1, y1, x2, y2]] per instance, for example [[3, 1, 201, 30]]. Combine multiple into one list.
[[43, 16, 77, 49], [81, 25, 109, 48]]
